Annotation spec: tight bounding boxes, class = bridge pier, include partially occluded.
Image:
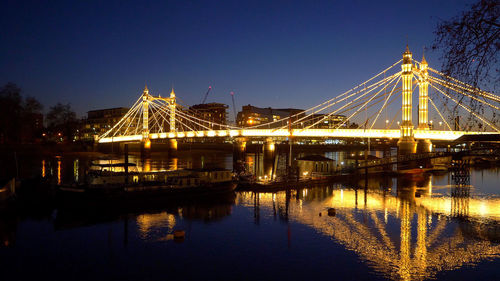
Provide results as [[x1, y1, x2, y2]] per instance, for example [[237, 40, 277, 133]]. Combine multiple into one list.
[[416, 139, 432, 153], [416, 139, 433, 168], [141, 138, 151, 158], [168, 139, 178, 155], [397, 139, 417, 155], [233, 139, 247, 173], [263, 139, 276, 181]]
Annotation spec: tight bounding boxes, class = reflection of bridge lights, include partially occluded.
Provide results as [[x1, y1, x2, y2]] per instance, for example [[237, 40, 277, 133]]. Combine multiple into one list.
[[480, 203, 488, 216], [237, 186, 500, 281], [57, 160, 61, 185]]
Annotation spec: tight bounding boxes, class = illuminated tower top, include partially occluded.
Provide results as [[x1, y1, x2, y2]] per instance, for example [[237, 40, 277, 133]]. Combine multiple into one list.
[[143, 84, 149, 96], [402, 45, 413, 73], [419, 54, 428, 71], [170, 88, 176, 99]]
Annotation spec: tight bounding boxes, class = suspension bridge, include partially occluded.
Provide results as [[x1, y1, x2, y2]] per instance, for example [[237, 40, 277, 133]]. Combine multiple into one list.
[[98, 46, 499, 154]]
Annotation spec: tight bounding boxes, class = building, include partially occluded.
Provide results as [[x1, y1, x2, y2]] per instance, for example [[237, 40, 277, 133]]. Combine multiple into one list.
[[301, 114, 347, 129], [188, 103, 228, 130], [236, 105, 304, 128], [83, 107, 129, 140]]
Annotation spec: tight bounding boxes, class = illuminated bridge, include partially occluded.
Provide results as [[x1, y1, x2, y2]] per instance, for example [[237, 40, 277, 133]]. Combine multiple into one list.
[[98, 46, 499, 153]]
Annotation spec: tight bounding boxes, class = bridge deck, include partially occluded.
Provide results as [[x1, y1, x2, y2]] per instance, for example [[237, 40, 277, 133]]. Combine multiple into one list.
[[98, 128, 495, 143]]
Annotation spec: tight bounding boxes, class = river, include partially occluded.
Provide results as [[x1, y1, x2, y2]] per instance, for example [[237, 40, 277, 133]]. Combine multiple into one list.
[[1, 151, 500, 280]]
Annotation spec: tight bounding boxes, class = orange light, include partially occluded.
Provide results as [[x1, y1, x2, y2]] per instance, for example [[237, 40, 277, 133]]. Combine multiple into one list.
[[144, 139, 151, 149], [248, 119, 254, 124]]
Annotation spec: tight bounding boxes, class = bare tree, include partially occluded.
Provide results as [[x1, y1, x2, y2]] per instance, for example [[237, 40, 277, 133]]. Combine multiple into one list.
[[46, 103, 79, 142], [432, 0, 499, 92]]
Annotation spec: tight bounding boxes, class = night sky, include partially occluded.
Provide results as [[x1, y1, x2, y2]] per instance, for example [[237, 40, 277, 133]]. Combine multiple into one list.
[[1, 0, 473, 120]]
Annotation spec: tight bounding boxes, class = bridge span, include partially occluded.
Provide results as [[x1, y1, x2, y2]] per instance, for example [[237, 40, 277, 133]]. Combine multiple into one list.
[[98, 128, 495, 143]]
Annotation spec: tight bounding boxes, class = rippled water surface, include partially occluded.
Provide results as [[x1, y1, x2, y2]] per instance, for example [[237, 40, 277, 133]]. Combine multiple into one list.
[[1, 153, 500, 281]]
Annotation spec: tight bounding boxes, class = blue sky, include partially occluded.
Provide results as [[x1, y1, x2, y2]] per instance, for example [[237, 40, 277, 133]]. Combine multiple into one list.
[[1, 0, 473, 121]]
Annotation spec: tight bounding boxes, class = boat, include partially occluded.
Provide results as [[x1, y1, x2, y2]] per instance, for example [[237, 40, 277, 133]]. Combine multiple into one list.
[[58, 163, 236, 201], [397, 168, 425, 175], [427, 164, 449, 172], [0, 178, 16, 204]]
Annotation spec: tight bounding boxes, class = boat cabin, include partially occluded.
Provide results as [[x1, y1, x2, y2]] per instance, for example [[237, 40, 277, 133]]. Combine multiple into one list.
[[297, 155, 335, 178]]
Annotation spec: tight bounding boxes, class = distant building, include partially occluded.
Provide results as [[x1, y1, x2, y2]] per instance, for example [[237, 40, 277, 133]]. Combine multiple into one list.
[[236, 105, 304, 128], [301, 114, 347, 129], [83, 107, 129, 140], [189, 103, 228, 130]]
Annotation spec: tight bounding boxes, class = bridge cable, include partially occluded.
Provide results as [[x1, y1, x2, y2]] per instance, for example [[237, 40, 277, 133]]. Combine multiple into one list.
[[430, 83, 500, 132]]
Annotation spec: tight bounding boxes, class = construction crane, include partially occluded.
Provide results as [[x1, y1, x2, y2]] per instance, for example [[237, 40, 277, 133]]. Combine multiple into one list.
[[230, 91, 237, 123], [201, 86, 212, 104]]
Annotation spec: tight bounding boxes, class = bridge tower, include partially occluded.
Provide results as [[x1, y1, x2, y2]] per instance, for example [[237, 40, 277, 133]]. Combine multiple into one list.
[[169, 88, 178, 153], [169, 88, 176, 132], [141, 85, 151, 152], [397, 46, 417, 155], [417, 54, 432, 153], [142, 85, 149, 139]]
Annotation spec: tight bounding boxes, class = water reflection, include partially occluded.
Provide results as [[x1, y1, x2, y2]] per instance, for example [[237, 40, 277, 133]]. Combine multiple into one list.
[[57, 158, 61, 185], [137, 212, 177, 241], [236, 174, 500, 281], [40, 151, 233, 185]]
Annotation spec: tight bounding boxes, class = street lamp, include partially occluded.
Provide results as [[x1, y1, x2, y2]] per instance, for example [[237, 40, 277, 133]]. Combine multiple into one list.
[[385, 119, 389, 129], [397, 121, 400, 127], [430, 120, 433, 129], [439, 121, 443, 130]]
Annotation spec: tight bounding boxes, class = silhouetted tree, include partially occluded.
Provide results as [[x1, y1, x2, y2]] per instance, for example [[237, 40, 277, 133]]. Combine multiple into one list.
[[0, 83, 23, 143], [20, 97, 44, 142], [432, 0, 499, 91], [46, 103, 78, 142], [0, 83, 44, 143]]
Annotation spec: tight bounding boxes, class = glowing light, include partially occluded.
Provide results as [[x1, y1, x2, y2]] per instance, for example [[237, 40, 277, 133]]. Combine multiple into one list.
[[229, 130, 240, 137], [144, 139, 151, 149]]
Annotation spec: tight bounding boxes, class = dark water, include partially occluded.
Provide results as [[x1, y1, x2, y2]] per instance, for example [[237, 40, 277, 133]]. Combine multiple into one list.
[[1, 152, 500, 281]]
